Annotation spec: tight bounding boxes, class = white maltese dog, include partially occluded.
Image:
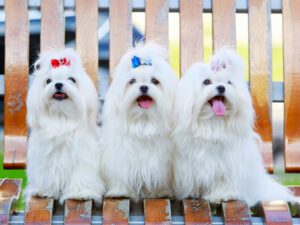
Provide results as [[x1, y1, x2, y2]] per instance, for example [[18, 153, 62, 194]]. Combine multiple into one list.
[[100, 43, 178, 201], [25, 48, 105, 204], [173, 48, 297, 206]]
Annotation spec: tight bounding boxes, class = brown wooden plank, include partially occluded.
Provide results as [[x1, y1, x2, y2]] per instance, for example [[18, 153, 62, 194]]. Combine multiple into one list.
[[41, 0, 65, 52], [64, 199, 92, 225], [288, 186, 300, 196], [144, 199, 172, 225], [261, 201, 292, 225], [222, 200, 252, 225], [103, 198, 130, 225], [145, 0, 169, 49], [76, 0, 98, 87], [109, 0, 132, 81], [212, 0, 236, 51], [283, 0, 300, 172], [4, 0, 29, 168], [180, 0, 203, 76], [183, 199, 212, 225], [248, 0, 273, 173], [24, 197, 54, 225], [0, 179, 22, 225]]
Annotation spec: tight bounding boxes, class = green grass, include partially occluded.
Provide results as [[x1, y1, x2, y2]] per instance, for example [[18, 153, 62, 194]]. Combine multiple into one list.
[[0, 152, 26, 210]]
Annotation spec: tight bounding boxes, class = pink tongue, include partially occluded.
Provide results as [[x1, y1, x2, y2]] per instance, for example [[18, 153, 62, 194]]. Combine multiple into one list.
[[212, 99, 226, 116], [138, 100, 153, 109]]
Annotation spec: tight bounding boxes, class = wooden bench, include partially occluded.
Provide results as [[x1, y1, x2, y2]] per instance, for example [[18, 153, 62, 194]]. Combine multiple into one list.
[[1, 0, 300, 224]]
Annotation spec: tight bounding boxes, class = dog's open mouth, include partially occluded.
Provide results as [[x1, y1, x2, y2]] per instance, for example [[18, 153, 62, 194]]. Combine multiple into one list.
[[53, 92, 68, 100], [208, 95, 226, 116], [137, 95, 153, 109]]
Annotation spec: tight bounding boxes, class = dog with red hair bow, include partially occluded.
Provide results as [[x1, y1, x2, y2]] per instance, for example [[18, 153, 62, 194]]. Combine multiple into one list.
[[25, 48, 105, 204]]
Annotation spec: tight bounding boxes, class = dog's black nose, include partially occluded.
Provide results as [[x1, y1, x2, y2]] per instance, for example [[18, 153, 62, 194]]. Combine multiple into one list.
[[55, 82, 63, 90], [217, 85, 225, 94], [140, 85, 148, 94]]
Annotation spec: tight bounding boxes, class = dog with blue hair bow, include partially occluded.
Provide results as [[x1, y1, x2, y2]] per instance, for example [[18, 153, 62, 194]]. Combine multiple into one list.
[[100, 42, 178, 201]]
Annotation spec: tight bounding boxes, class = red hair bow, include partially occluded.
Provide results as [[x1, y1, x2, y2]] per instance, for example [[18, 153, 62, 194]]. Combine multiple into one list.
[[51, 58, 70, 68]]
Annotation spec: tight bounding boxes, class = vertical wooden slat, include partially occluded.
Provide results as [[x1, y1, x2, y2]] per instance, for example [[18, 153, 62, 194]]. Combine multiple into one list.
[[41, 0, 65, 52], [144, 199, 172, 225], [222, 201, 252, 225], [212, 0, 236, 51], [64, 199, 92, 225], [109, 0, 132, 81], [103, 198, 130, 225], [283, 0, 300, 172], [4, 0, 29, 168], [248, 0, 273, 172], [180, 0, 203, 76], [183, 199, 212, 225], [24, 197, 54, 225], [76, 0, 98, 87], [0, 179, 22, 225], [261, 201, 293, 225], [145, 0, 169, 49]]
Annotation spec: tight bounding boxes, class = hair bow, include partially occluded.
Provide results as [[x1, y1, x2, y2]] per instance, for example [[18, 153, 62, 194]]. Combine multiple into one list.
[[131, 56, 152, 68], [51, 58, 71, 68]]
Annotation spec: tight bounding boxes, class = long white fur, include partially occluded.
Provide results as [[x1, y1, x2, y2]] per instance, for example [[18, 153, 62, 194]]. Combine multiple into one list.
[[100, 43, 178, 202], [173, 48, 297, 206], [25, 48, 105, 204]]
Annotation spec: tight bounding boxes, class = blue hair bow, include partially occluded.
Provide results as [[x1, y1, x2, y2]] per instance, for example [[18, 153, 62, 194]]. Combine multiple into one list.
[[131, 56, 152, 68]]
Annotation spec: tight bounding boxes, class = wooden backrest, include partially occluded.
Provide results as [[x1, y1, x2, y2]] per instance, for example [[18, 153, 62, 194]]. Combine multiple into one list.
[[3, 0, 300, 174]]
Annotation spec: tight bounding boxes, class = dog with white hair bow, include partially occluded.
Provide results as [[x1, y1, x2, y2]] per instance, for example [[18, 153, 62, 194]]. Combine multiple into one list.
[[173, 48, 298, 206]]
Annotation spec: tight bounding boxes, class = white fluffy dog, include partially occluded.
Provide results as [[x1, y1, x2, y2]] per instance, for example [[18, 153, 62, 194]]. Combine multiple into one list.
[[100, 43, 178, 201], [25, 48, 105, 204], [173, 48, 297, 206]]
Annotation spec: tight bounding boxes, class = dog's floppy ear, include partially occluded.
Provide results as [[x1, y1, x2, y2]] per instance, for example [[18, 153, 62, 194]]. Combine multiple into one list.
[[173, 63, 205, 134]]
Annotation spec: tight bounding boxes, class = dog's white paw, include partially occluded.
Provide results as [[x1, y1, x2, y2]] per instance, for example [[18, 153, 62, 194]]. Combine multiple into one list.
[[60, 190, 103, 204], [205, 192, 241, 204], [105, 189, 130, 198]]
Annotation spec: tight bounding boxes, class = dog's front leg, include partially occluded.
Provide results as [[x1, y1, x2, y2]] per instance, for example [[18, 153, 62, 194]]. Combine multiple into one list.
[[60, 166, 105, 205]]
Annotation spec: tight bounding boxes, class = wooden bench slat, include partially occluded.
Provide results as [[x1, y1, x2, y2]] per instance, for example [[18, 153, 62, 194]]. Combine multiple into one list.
[[103, 198, 130, 225], [109, 0, 132, 81], [288, 186, 300, 196], [180, 0, 203, 75], [183, 199, 212, 225], [212, 0, 236, 51], [76, 0, 98, 88], [144, 199, 172, 225], [248, 0, 273, 173], [4, 0, 29, 169], [0, 179, 22, 225], [222, 200, 252, 225], [41, 0, 65, 52], [24, 197, 54, 225], [261, 201, 293, 225], [64, 199, 92, 225], [146, 0, 169, 49], [282, 0, 300, 172]]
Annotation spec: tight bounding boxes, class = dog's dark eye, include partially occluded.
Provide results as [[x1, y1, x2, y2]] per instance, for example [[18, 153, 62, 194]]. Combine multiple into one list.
[[203, 79, 211, 85], [228, 81, 232, 85], [46, 78, 52, 84], [68, 77, 76, 83], [151, 78, 160, 85], [129, 78, 136, 85]]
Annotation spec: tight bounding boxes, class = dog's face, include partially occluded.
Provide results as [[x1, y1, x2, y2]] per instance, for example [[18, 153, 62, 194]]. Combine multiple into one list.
[[175, 55, 254, 140], [27, 49, 98, 129], [103, 43, 177, 137], [121, 65, 168, 116]]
